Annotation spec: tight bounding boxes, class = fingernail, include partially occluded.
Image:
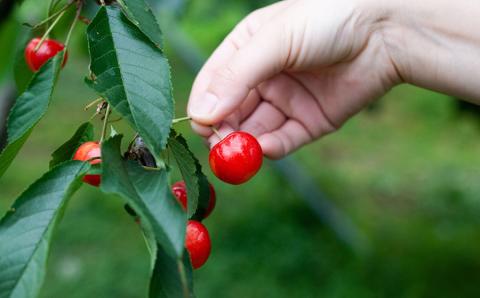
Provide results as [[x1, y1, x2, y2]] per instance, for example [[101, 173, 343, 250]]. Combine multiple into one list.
[[190, 92, 219, 118]]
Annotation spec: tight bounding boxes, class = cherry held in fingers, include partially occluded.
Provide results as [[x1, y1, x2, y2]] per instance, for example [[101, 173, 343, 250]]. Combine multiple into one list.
[[172, 181, 216, 219], [73, 141, 101, 187], [209, 131, 263, 185], [185, 220, 211, 269], [25, 37, 68, 72]]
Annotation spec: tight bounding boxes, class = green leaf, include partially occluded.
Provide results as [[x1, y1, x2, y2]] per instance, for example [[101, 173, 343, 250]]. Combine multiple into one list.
[[149, 246, 194, 298], [0, 52, 63, 178], [100, 135, 186, 258], [13, 30, 34, 94], [117, 0, 164, 49], [86, 6, 173, 160], [49, 122, 94, 168], [168, 134, 198, 217], [141, 224, 158, 269], [0, 161, 89, 298], [193, 161, 211, 221], [168, 132, 211, 220]]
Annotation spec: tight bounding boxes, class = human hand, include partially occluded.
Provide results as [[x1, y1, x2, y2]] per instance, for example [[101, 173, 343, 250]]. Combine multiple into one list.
[[187, 0, 400, 159]]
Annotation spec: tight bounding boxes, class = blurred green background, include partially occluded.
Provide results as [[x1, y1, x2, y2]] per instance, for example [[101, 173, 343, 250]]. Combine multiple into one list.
[[2, 0, 480, 297]]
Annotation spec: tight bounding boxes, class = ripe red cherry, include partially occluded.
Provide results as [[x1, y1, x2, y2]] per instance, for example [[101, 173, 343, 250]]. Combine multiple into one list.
[[73, 142, 101, 187], [209, 131, 263, 185], [24, 37, 68, 72], [172, 181, 216, 219], [185, 220, 211, 269]]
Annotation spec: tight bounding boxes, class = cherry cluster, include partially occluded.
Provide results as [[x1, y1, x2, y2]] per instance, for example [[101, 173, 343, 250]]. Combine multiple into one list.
[[25, 37, 264, 270]]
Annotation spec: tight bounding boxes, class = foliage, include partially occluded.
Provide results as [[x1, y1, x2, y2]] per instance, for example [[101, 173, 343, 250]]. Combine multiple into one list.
[[0, 1, 210, 297], [0, 161, 89, 298], [0, 53, 62, 178]]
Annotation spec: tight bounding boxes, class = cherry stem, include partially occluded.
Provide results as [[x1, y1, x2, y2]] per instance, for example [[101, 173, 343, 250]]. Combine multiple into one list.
[[100, 104, 111, 143], [64, 1, 83, 49], [34, 10, 66, 51], [33, 2, 73, 30], [48, 0, 64, 14], [211, 126, 222, 139], [172, 116, 191, 124], [177, 260, 189, 298], [84, 97, 103, 110]]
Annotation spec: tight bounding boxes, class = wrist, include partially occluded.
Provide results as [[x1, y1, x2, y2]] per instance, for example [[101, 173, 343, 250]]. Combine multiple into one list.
[[375, 0, 480, 100], [351, 0, 404, 85]]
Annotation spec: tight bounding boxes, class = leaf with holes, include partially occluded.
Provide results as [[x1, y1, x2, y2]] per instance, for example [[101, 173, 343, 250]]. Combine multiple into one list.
[[86, 6, 173, 159], [0, 161, 89, 298]]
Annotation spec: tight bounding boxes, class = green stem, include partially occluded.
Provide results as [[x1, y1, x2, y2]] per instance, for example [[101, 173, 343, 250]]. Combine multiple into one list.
[[33, 2, 73, 30], [84, 97, 103, 110], [46, 0, 54, 30], [64, 1, 83, 49], [100, 104, 111, 143], [172, 116, 192, 124], [48, 0, 63, 15], [35, 10, 66, 51], [177, 258, 190, 298]]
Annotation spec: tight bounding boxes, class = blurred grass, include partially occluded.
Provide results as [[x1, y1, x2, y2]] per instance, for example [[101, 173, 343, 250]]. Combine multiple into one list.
[[2, 1, 480, 297]]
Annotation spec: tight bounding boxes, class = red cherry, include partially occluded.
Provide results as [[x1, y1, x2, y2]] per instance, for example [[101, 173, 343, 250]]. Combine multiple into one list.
[[24, 37, 68, 72], [185, 220, 211, 269], [171, 181, 216, 219], [73, 142, 101, 187], [172, 181, 188, 210], [204, 184, 216, 218], [209, 131, 263, 185]]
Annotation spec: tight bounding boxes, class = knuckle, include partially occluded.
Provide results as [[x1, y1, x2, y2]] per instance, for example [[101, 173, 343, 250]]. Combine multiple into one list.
[[244, 121, 268, 136], [244, 11, 262, 36]]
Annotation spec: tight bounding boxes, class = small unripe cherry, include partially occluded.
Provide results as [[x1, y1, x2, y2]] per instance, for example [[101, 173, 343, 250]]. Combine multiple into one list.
[[171, 181, 216, 219], [185, 220, 211, 269], [24, 37, 68, 72], [73, 142, 101, 187], [209, 131, 263, 185]]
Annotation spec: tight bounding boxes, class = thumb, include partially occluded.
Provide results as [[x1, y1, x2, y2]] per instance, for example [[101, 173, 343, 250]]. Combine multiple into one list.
[[187, 20, 285, 125]]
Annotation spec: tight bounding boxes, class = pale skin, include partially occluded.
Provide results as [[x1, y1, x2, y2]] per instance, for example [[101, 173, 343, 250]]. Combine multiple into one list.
[[187, 0, 480, 159]]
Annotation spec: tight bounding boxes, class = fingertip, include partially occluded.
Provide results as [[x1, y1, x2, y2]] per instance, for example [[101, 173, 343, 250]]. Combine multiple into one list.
[[187, 92, 220, 125], [190, 121, 214, 138], [258, 134, 285, 160], [208, 135, 221, 149]]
